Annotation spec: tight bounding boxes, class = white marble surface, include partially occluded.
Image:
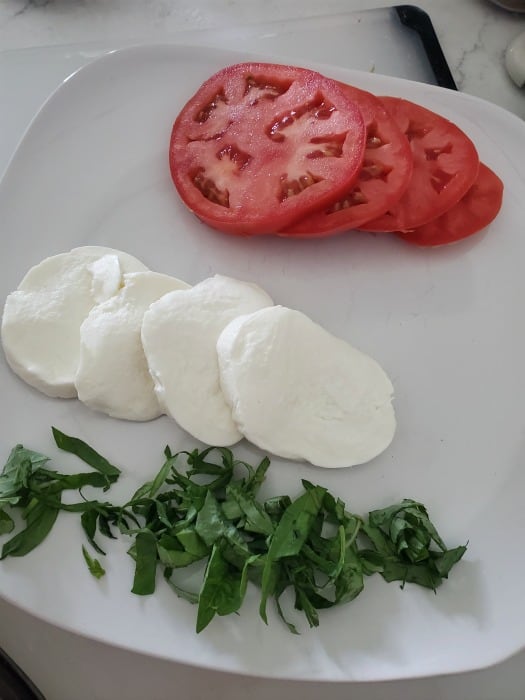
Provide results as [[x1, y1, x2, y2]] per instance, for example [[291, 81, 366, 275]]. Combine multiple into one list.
[[0, 0, 524, 115], [0, 1, 525, 700]]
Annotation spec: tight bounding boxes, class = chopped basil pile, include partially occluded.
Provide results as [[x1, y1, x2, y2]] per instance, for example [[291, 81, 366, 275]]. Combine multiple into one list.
[[0, 428, 466, 633]]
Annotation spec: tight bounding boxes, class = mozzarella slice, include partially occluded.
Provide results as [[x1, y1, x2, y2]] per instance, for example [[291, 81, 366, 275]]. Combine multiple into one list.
[[76, 271, 190, 421], [217, 306, 396, 468], [1, 246, 148, 398], [141, 274, 273, 445]]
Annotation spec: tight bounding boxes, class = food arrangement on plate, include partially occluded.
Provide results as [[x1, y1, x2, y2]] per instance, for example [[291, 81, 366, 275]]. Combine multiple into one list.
[[0, 59, 502, 634], [0, 45, 522, 681]]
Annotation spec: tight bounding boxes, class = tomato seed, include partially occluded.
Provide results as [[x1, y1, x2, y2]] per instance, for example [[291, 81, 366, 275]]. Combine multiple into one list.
[[195, 91, 227, 124], [193, 170, 230, 207], [424, 143, 453, 161], [307, 134, 345, 159], [367, 136, 383, 149], [244, 76, 290, 100], [365, 120, 385, 150], [268, 96, 336, 141], [279, 171, 321, 201], [329, 188, 367, 212], [314, 107, 336, 120], [359, 161, 392, 182], [217, 144, 252, 170]]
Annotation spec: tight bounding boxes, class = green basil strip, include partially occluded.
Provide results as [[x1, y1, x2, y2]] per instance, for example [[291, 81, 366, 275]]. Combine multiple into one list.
[[0, 509, 14, 535], [1, 501, 59, 559], [432, 545, 468, 578], [81, 509, 106, 555], [131, 530, 158, 595], [195, 491, 246, 550], [196, 543, 256, 633], [0, 454, 33, 505], [52, 427, 120, 482], [227, 485, 274, 536], [147, 455, 178, 499], [37, 469, 111, 491], [335, 548, 365, 604], [82, 545, 106, 579], [259, 486, 326, 623]]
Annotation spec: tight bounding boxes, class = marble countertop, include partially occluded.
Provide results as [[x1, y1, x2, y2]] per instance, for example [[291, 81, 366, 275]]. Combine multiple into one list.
[[0, 0, 524, 116], [0, 2, 524, 700]]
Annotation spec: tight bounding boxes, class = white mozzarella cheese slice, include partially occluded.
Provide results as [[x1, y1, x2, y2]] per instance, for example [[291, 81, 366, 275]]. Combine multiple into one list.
[[76, 271, 190, 421], [1, 246, 148, 398], [141, 274, 273, 446], [217, 306, 396, 468]]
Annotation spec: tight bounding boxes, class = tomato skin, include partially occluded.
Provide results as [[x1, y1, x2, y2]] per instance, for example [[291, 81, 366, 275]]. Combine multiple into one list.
[[396, 163, 503, 247], [360, 96, 480, 233], [279, 84, 413, 237], [169, 63, 366, 236]]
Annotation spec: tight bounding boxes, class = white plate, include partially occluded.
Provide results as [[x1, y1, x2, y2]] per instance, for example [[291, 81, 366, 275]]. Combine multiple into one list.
[[0, 43, 524, 683]]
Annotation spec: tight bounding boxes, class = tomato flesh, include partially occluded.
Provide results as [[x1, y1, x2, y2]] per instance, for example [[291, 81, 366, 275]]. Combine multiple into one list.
[[279, 85, 413, 237], [396, 163, 503, 247], [169, 63, 366, 235], [360, 96, 480, 233]]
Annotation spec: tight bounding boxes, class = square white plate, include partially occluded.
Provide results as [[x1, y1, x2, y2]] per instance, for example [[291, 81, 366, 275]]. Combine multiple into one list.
[[0, 43, 524, 683]]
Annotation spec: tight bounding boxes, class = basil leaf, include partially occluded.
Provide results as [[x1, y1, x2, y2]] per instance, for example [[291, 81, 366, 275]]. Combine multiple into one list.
[[131, 530, 158, 595], [82, 545, 106, 579], [195, 491, 247, 551], [196, 542, 255, 632], [175, 528, 209, 558], [147, 455, 178, 499], [244, 456, 271, 497], [267, 486, 326, 559], [0, 452, 34, 505], [259, 485, 326, 623], [0, 509, 14, 535], [52, 427, 120, 484], [81, 509, 106, 555], [358, 549, 384, 575], [1, 501, 59, 559], [37, 469, 112, 491], [335, 548, 365, 604], [157, 530, 209, 568], [226, 484, 274, 536], [432, 545, 468, 578]]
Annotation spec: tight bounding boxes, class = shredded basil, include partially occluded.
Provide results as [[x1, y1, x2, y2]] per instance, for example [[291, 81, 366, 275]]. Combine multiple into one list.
[[0, 428, 467, 632]]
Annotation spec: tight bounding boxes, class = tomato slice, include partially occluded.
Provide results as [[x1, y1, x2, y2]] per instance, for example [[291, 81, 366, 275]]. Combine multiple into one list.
[[279, 84, 413, 237], [169, 63, 366, 235], [396, 163, 503, 247], [360, 96, 480, 233]]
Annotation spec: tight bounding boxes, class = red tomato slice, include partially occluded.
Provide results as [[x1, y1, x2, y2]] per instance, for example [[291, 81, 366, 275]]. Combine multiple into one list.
[[396, 162, 503, 247], [169, 63, 366, 235], [279, 84, 413, 237], [360, 96, 480, 233]]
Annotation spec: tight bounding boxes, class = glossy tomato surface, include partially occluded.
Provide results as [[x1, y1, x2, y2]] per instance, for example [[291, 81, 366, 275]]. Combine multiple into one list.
[[280, 84, 413, 237], [396, 162, 503, 247], [360, 96, 480, 233], [169, 63, 366, 235]]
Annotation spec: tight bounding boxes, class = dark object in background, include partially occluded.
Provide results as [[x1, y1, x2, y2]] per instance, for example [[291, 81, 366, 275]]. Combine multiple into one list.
[[0, 648, 45, 700], [395, 5, 458, 89]]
